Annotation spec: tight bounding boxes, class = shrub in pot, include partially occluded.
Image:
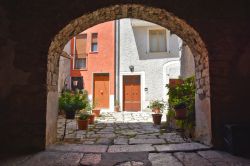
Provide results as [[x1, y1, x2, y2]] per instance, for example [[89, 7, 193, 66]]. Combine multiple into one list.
[[77, 113, 90, 130], [148, 100, 165, 113], [152, 114, 163, 125], [85, 103, 95, 124], [174, 102, 187, 120], [59, 90, 88, 119], [166, 76, 195, 137], [148, 100, 166, 125], [91, 101, 101, 117]]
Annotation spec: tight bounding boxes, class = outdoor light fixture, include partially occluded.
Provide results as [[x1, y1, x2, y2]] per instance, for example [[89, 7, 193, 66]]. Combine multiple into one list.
[[73, 80, 78, 86], [129, 65, 134, 72]]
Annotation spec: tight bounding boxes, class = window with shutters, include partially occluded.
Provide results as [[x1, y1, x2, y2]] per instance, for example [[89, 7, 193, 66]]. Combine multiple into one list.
[[91, 33, 98, 52], [149, 29, 167, 52], [74, 34, 87, 69]]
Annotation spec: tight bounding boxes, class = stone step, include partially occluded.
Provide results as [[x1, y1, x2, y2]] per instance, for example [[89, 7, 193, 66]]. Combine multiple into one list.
[[154, 143, 211, 152], [129, 138, 166, 145], [107, 144, 155, 153], [47, 144, 108, 153]]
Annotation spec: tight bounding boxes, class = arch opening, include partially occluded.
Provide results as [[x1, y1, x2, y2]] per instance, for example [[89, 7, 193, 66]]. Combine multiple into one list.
[[46, 4, 211, 146]]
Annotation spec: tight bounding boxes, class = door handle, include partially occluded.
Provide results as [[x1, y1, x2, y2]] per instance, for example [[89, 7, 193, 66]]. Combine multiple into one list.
[[100, 90, 103, 94]]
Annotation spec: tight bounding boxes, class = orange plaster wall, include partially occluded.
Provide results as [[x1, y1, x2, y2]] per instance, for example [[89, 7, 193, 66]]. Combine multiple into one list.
[[70, 21, 115, 95]]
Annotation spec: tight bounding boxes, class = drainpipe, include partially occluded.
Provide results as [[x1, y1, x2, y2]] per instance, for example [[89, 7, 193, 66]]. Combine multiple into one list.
[[115, 19, 120, 103]]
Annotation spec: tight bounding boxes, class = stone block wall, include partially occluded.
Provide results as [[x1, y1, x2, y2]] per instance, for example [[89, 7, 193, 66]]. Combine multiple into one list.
[[0, 0, 249, 152]]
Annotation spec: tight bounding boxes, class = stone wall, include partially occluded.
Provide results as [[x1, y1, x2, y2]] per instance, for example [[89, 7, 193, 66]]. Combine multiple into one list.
[[0, 0, 249, 152], [180, 45, 195, 79], [47, 4, 211, 146]]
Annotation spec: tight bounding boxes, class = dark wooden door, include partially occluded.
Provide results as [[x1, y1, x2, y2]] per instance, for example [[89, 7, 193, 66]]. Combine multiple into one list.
[[93, 74, 109, 108], [123, 75, 141, 111]]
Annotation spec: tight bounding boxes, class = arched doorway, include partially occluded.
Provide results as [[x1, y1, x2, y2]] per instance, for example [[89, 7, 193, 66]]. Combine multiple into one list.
[[46, 4, 211, 146]]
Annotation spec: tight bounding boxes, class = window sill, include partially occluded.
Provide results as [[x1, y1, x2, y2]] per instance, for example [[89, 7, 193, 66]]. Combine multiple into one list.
[[72, 69, 88, 71], [89, 51, 98, 54], [148, 51, 168, 54]]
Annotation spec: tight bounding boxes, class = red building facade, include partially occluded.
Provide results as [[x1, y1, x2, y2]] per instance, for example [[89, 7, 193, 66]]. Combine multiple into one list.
[[70, 21, 115, 111]]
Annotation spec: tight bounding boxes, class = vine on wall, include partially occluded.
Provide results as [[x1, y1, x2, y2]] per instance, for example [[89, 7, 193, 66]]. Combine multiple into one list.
[[166, 76, 196, 137]]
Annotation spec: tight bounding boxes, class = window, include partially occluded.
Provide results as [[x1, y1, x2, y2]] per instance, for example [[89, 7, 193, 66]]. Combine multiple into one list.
[[149, 29, 167, 52], [74, 34, 87, 69], [91, 33, 98, 52]]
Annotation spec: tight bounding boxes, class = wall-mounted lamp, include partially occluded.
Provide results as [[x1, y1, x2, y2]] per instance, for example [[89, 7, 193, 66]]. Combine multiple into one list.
[[129, 65, 134, 72], [73, 80, 78, 86]]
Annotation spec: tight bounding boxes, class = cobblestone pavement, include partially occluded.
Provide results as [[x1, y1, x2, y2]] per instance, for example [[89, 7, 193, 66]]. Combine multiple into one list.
[[1, 112, 250, 165], [57, 112, 169, 145]]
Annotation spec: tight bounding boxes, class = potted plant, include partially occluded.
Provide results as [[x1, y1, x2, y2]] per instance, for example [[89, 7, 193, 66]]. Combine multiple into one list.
[[114, 100, 120, 112], [148, 100, 166, 125], [92, 101, 101, 117], [148, 100, 165, 113], [174, 102, 187, 120], [77, 112, 90, 130], [59, 90, 88, 119], [85, 102, 95, 124]]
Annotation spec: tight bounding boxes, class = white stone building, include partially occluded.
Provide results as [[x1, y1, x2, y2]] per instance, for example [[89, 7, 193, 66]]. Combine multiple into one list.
[[117, 19, 194, 112]]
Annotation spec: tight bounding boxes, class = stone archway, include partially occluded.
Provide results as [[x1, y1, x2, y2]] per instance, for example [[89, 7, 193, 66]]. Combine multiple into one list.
[[47, 4, 211, 146]]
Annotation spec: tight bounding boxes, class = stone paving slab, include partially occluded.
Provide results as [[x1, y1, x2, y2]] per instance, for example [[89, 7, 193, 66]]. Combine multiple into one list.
[[0, 154, 33, 166], [148, 153, 182, 166], [20, 151, 83, 166], [98, 152, 151, 166], [90, 133, 116, 138], [107, 144, 155, 153], [129, 138, 165, 145], [159, 133, 188, 143], [96, 138, 113, 145], [154, 143, 210, 152], [2, 150, 250, 166], [114, 138, 129, 145], [80, 153, 101, 165], [198, 150, 250, 165], [174, 152, 213, 166], [47, 144, 108, 153], [134, 134, 158, 139]]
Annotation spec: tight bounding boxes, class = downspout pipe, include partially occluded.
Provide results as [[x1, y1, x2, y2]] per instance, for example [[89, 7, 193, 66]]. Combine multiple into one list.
[[115, 19, 120, 103]]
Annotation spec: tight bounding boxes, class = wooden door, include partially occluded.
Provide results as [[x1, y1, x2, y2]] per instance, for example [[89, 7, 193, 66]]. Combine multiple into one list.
[[93, 74, 109, 108], [123, 75, 141, 112]]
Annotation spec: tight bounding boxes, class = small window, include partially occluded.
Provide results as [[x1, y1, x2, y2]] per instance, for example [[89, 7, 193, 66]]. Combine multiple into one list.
[[75, 58, 86, 69], [74, 34, 87, 69], [91, 33, 98, 52], [149, 29, 167, 52]]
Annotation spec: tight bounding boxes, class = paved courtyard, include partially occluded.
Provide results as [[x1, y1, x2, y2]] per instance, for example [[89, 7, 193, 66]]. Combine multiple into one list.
[[1, 112, 250, 165], [57, 112, 169, 145]]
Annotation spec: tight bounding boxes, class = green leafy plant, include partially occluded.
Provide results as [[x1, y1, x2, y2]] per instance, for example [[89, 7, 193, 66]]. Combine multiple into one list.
[[85, 102, 93, 113], [148, 100, 166, 112], [78, 112, 90, 120], [174, 102, 187, 109], [166, 76, 195, 135], [59, 90, 89, 113]]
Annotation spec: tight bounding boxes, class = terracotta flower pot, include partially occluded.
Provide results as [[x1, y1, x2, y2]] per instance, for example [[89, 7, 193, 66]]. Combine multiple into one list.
[[114, 106, 120, 112], [77, 119, 89, 130], [65, 110, 76, 119], [152, 114, 162, 125], [152, 108, 161, 114], [174, 108, 187, 120], [88, 114, 95, 124], [92, 109, 101, 117]]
